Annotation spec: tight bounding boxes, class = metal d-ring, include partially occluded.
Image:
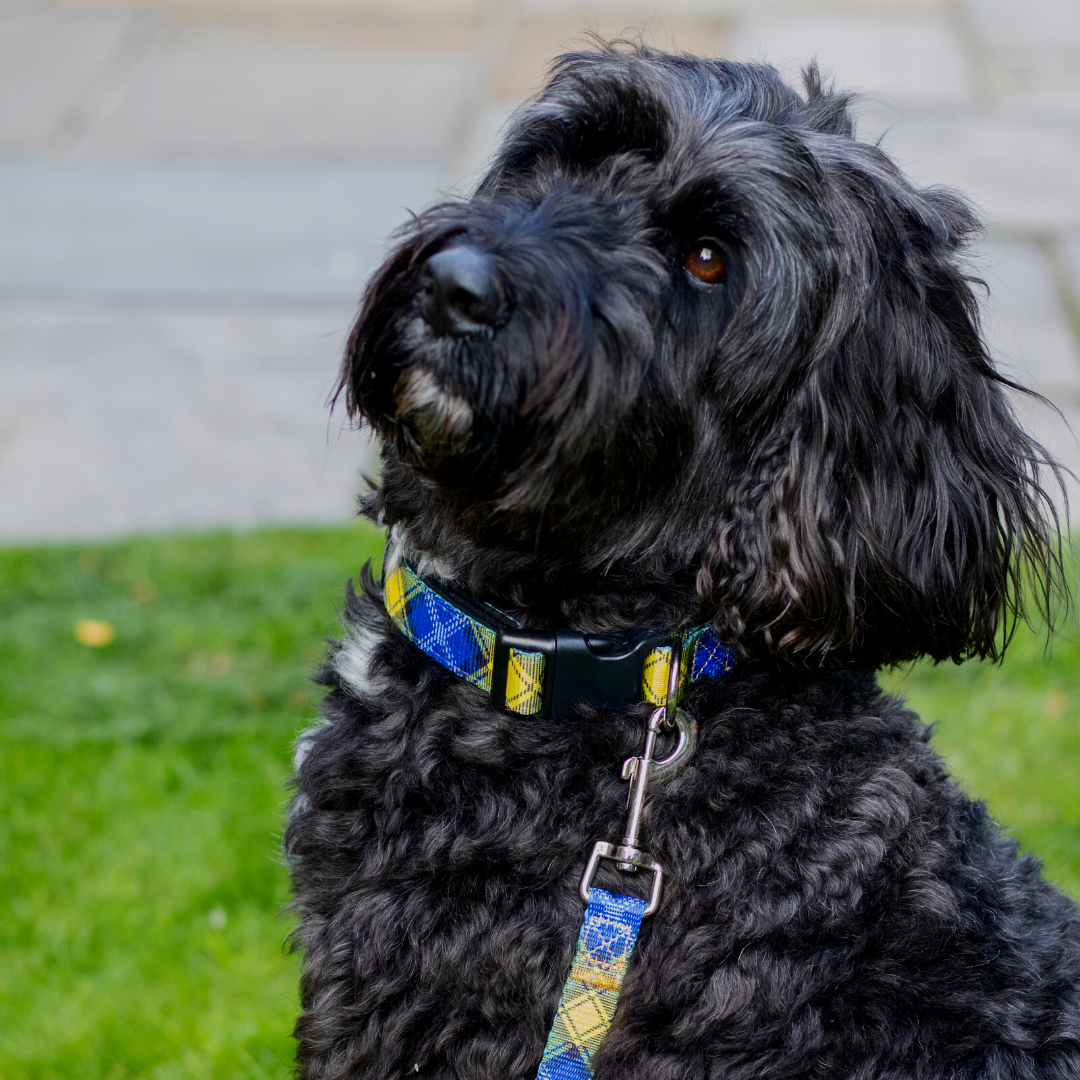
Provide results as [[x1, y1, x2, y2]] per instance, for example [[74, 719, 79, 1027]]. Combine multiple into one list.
[[649, 707, 699, 782], [663, 634, 681, 727]]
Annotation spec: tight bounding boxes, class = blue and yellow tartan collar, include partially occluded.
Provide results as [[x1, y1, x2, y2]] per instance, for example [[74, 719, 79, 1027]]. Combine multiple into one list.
[[384, 560, 736, 719]]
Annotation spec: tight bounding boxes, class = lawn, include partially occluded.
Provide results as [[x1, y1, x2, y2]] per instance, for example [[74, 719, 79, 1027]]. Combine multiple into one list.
[[1, 525, 1077, 1079], [0, 524, 384, 1080]]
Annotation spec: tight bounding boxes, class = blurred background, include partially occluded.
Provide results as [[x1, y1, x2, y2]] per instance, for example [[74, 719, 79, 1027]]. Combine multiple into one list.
[[1, 0, 1078, 540], [1, 1, 1078, 1077]]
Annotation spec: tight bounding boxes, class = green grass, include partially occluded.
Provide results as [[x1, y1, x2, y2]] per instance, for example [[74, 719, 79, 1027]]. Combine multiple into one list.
[[0, 526, 1077, 1078], [0, 524, 384, 1080], [881, 617, 1080, 900]]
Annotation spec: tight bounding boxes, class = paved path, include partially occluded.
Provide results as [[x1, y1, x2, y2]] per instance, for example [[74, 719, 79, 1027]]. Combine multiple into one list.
[[1, 0, 1077, 539]]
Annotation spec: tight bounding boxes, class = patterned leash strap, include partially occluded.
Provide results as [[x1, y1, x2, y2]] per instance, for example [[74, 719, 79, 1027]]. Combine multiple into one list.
[[535, 889, 648, 1080], [533, 645, 695, 1079]]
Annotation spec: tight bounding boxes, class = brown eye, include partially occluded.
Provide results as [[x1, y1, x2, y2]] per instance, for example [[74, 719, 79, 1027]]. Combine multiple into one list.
[[684, 243, 725, 284]]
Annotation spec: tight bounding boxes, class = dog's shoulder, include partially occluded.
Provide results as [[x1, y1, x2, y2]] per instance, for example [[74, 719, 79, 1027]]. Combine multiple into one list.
[[617, 665, 1080, 1077]]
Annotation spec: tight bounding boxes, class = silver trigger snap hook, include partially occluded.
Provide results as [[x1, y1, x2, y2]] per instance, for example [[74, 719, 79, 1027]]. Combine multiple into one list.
[[580, 635, 701, 916], [620, 707, 698, 786], [614, 637, 698, 867], [621, 634, 699, 783]]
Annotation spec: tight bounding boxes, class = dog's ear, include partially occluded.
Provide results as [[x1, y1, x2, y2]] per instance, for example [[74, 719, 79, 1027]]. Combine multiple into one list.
[[698, 180, 1068, 668]]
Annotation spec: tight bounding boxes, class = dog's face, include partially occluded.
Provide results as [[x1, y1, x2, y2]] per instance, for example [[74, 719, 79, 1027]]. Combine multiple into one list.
[[342, 49, 1062, 668]]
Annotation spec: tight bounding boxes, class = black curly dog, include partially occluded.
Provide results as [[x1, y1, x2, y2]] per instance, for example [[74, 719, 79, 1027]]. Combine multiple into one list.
[[287, 48, 1080, 1079]]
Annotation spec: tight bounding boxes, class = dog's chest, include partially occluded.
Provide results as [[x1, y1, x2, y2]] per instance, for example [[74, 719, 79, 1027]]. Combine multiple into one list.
[[318, 701, 656, 1052], [296, 668, 923, 1079]]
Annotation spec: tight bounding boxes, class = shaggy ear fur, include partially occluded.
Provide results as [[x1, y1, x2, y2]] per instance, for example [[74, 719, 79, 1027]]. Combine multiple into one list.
[[698, 151, 1067, 667]]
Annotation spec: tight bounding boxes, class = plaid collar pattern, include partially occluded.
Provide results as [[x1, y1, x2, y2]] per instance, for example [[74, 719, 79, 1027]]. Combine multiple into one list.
[[384, 560, 736, 718]]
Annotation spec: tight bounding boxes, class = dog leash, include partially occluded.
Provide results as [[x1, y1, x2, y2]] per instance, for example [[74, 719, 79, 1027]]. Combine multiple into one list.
[[536, 645, 697, 1079], [381, 560, 735, 1077]]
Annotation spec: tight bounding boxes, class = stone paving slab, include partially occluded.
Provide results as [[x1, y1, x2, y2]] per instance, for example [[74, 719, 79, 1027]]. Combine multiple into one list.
[[76, 26, 477, 157], [0, 304, 370, 539], [876, 112, 1080, 233], [0, 160, 445, 303], [977, 241, 1080, 397], [62, 0, 493, 18], [1008, 393, 1080, 522], [962, 0, 1080, 90], [964, 0, 1080, 44], [0, 10, 139, 144], [729, 12, 973, 106], [490, 13, 725, 99], [1057, 241, 1080, 373], [518, 0, 943, 12]]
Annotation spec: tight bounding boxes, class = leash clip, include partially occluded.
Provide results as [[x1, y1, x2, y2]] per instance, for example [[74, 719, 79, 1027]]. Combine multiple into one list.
[[579, 639, 698, 917]]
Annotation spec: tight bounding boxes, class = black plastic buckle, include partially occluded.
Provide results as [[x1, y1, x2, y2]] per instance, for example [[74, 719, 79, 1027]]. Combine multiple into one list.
[[491, 627, 667, 718]]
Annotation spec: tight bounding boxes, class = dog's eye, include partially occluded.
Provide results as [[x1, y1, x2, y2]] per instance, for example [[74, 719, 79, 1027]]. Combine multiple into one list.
[[684, 243, 725, 284]]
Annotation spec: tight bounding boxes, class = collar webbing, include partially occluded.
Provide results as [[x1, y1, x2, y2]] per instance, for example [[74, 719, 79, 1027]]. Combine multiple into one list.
[[384, 561, 735, 718]]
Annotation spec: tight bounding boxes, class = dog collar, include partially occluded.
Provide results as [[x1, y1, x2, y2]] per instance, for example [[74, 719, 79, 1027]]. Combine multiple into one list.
[[384, 560, 735, 718]]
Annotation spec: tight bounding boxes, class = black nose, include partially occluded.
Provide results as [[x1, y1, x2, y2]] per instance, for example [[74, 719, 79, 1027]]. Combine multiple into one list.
[[418, 246, 504, 336]]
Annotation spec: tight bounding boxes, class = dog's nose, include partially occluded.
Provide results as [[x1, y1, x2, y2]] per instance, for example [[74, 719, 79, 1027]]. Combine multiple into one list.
[[418, 247, 503, 336]]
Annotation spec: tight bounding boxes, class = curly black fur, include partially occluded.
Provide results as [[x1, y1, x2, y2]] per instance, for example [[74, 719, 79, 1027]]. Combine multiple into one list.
[[288, 48, 1080, 1079]]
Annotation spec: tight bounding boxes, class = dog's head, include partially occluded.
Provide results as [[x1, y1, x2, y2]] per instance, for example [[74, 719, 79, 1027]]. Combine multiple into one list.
[[341, 47, 1065, 668]]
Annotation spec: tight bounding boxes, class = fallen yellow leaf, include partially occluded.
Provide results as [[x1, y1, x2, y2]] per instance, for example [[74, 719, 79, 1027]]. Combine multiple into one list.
[[74, 619, 116, 647], [1045, 690, 1067, 718]]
